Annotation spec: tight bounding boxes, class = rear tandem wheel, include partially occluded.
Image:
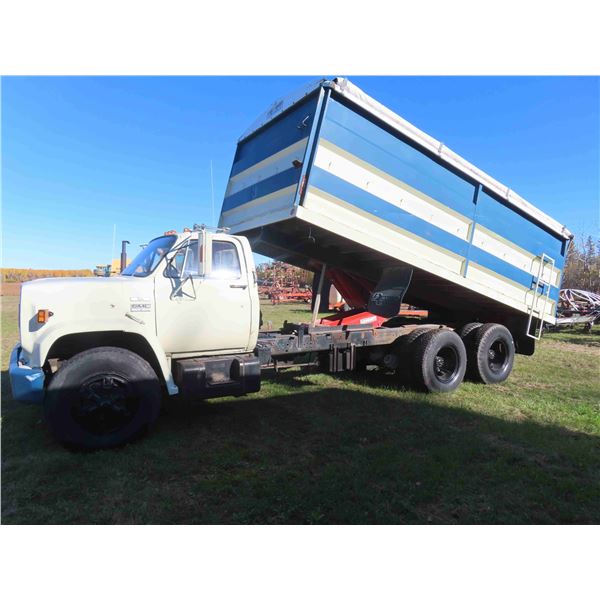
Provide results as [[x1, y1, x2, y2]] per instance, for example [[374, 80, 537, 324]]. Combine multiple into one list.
[[404, 328, 467, 393], [466, 323, 515, 384], [394, 327, 434, 387]]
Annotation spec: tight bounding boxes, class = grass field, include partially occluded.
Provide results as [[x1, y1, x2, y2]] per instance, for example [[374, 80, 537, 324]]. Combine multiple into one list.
[[2, 295, 599, 524]]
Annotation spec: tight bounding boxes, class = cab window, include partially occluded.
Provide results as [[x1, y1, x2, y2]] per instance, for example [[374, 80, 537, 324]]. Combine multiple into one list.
[[122, 235, 176, 277], [211, 241, 241, 279], [164, 240, 202, 278], [182, 241, 199, 277]]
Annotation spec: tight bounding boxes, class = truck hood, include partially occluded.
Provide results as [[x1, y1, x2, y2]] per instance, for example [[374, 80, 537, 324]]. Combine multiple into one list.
[[20, 275, 147, 314], [23, 275, 135, 293], [19, 276, 155, 363]]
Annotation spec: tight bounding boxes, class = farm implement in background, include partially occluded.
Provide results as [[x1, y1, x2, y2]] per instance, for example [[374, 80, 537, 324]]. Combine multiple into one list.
[[258, 261, 312, 304], [264, 285, 312, 304], [554, 288, 600, 330]]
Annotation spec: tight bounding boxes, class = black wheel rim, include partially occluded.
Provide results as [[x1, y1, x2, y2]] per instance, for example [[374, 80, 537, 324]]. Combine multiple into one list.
[[73, 374, 139, 436], [433, 346, 460, 384], [488, 340, 508, 373]]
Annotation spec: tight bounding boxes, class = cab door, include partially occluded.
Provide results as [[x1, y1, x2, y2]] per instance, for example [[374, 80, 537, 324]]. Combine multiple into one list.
[[154, 234, 253, 354]]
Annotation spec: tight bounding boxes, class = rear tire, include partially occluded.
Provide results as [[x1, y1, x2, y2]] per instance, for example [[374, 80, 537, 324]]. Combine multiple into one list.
[[456, 322, 483, 344], [395, 327, 433, 386], [411, 329, 466, 393], [44, 347, 162, 450], [467, 323, 515, 384], [456, 322, 482, 380]]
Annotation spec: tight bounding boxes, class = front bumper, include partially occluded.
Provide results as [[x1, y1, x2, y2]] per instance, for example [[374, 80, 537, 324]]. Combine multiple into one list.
[[8, 344, 45, 405]]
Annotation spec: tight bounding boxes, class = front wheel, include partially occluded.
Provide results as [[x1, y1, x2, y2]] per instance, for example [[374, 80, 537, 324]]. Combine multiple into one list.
[[44, 347, 162, 450]]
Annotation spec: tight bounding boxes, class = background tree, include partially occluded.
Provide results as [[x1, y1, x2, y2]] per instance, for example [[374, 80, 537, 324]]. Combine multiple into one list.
[[1, 268, 93, 283], [561, 235, 600, 292]]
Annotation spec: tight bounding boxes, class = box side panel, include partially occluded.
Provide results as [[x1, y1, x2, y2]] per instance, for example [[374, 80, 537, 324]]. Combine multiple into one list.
[[302, 95, 562, 320], [471, 189, 566, 306], [219, 93, 321, 232]]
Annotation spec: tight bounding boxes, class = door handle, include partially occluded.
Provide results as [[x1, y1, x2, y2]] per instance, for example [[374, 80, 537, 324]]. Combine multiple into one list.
[[230, 284, 247, 289]]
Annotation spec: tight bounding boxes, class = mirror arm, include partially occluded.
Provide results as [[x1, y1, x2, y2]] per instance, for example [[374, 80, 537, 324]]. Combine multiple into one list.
[[170, 274, 192, 299]]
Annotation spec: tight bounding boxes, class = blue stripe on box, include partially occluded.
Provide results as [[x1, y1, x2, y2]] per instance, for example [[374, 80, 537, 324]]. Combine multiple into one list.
[[468, 246, 559, 302], [319, 98, 479, 221], [317, 96, 565, 280], [222, 167, 300, 212], [308, 167, 470, 259], [229, 95, 319, 177], [309, 167, 560, 302], [476, 190, 566, 271]]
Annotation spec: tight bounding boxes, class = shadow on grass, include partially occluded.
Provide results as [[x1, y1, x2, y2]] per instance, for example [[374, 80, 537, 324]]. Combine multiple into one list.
[[2, 369, 599, 525], [262, 367, 423, 392]]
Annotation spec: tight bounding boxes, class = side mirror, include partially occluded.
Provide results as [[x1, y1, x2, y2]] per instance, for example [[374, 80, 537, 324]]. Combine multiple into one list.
[[164, 254, 181, 279], [164, 238, 205, 280]]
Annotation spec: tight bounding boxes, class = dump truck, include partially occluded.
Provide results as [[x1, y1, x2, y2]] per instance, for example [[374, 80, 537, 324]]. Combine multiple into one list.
[[9, 78, 572, 449]]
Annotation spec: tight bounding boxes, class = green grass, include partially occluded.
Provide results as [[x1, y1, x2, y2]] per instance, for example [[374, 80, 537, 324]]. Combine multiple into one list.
[[259, 299, 321, 330], [2, 297, 599, 524]]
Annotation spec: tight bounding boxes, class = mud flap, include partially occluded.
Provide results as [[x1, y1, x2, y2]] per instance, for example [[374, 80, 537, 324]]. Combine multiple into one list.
[[367, 267, 413, 318]]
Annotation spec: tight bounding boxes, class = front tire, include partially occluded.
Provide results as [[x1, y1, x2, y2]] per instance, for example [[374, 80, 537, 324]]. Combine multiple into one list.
[[44, 347, 162, 450]]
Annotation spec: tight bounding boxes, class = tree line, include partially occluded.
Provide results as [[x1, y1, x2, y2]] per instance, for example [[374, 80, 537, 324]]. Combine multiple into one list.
[[1, 268, 93, 283], [561, 235, 600, 292]]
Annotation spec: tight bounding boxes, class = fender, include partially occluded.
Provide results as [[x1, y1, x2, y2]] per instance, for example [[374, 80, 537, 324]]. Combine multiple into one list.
[[34, 319, 179, 395]]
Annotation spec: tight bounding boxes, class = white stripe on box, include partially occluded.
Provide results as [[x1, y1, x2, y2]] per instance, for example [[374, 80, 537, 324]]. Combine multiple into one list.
[[226, 138, 308, 197], [313, 140, 472, 242]]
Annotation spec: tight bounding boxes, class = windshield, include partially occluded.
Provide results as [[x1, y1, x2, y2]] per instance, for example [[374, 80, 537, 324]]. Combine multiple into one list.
[[121, 235, 176, 277]]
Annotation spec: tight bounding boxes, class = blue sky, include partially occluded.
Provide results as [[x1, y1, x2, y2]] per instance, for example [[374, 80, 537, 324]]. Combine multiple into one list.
[[2, 76, 598, 269]]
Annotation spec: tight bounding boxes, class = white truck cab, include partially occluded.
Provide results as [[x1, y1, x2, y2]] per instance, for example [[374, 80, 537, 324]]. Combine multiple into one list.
[[9, 227, 261, 448]]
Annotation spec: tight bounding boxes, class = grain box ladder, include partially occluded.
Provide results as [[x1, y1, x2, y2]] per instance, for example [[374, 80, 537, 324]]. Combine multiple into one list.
[[527, 253, 555, 340]]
